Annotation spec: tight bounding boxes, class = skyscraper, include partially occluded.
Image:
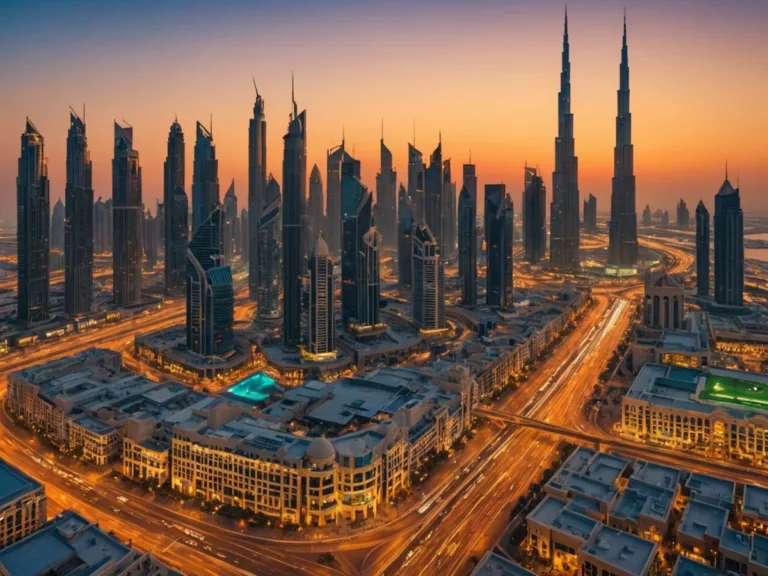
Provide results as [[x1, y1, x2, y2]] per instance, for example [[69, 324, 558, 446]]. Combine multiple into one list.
[[408, 143, 425, 222], [17, 119, 50, 324], [258, 176, 282, 320], [676, 199, 690, 230], [458, 185, 477, 306], [309, 235, 336, 357], [192, 121, 219, 232], [425, 138, 443, 251], [186, 205, 234, 357], [485, 185, 513, 309], [143, 208, 158, 271], [583, 193, 597, 233], [523, 165, 547, 264], [112, 121, 142, 306], [222, 179, 238, 264], [326, 137, 350, 258], [608, 14, 638, 269], [341, 158, 380, 330], [239, 208, 249, 265], [51, 198, 65, 251], [714, 171, 743, 307], [462, 162, 479, 258], [376, 133, 397, 249], [412, 222, 445, 331], [661, 210, 669, 228], [695, 200, 710, 299], [282, 80, 307, 347], [398, 184, 415, 288], [93, 197, 112, 254], [442, 159, 456, 259], [248, 83, 266, 300], [550, 8, 580, 271], [164, 118, 186, 293], [308, 164, 324, 248]]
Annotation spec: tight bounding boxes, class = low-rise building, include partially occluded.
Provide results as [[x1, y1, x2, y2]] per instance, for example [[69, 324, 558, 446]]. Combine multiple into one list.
[[0, 459, 46, 550], [671, 555, 716, 576], [719, 529, 768, 576], [677, 499, 728, 562], [527, 496, 599, 568], [470, 551, 535, 576], [686, 473, 735, 510], [577, 525, 658, 576], [742, 484, 768, 534]]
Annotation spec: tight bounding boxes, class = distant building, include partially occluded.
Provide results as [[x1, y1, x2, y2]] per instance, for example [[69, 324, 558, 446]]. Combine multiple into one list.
[[308, 163, 324, 248], [676, 198, 690, 229], [696, 200, 710, 298], [425, 139, 443, 254], [164, 118, 186, 293], [258, 176, 282, 320], [93, 197, 112, 254], [643, 269, 684, 330], [239, 207, 249, 264], [222, 179, 238, 264], [583, 193, 597, 233], [248, 83, 267, 300], [458, 184, 477, 306], [309, 235, 336, 357], [714, 172, 744, 307], [412, 222, 445, 331], [442, 159, 456, 259], [397, 184, 415, 288], [0, 458, 46, 550], [112, 121, 142, 306], [326, 137, 350, 257], [661, 210, 669, 227], [50, 197, 64, 251], [523, 165, 547, 264], [485, 185, 513, 309], [462, 162, 480, 256], [408, 143, 425, 222], [642, 204, 652, 227], [192, 121, 219, 233], [143, 207, 158, 270], [376, 135, 397, 250]]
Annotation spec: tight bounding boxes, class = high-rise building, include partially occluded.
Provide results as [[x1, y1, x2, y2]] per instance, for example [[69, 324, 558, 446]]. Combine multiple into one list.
[[442, 159, 456, 259], [341, 159, 380, 330], [51, 198, 65, 251], [239, 208, 249, 265], [462, 162, 480, 258], [408, 143, 425, 222], [583, 193, 597, 233], [143, 207, 159, 270], [642, 204, 652, 227], [164, 118, 186, 293], [308, 234, 336, 357], [398, 184, 415, 288], [608, 14, 638, 269], [192, 121, 218, 232], [695, 200, 710, 298], [550, 8, 580, 270], [676, 199, 690, 230], [714, 172, 743, 307], [248, 83, 266, 300], [412, 222, 445, 331], [326, 137, 350, 258], [156, 201, 165, 248], [523, 165, 547, 264], [93, 197, 111, 254], [376, 134, 397, 249], [17, 119, 50, 324], [258, 176, 282, 320], [112, 121, 143, 306], [308, 164, 324, 248], [485, 185, 513, 309], [282, 81, 307, 347], [661, 210, 669, 228], [186, 204, 234, 357], [222, 179, 238, 264], [425, 139, 443, 253], [458, 185, 476, 306]]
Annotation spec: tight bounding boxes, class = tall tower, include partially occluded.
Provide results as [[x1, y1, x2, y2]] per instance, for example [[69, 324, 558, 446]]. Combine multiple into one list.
[[408, 143, 425, 222], [326, 136, 349, 257], [695, 200, 710, 298], [282, 79, 307, 347], [412, 222, 445, 331], [17, 119, 50, 324], [583, 194, 597, 233], [397, 184, 415, 288], [248, 83, 266, 300], [523, 165, 547, 264], [192, 121, 219, 232], [462, 162, 479, 258], [442, 159, 456, 259], [309, 235, 336, 357], [186, 205, 234, 357], [112, 121, 143, 306], [458, 184, 477, 306], [51, 198, 65, 251], [485, 185, 513, 309], [376, 132, 397, 249], [258, 175, 282, 320], [676, 199, 690, 230], [222, 179, 238, 263], [714, 171, 743, 306], [164, 117, 186, 293], [608, 12, 638, 268], [308, 164, 324, 247], [425, 138, 443, 253]]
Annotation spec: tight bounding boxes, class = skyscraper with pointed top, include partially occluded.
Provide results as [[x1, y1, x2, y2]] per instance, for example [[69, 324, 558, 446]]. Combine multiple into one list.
[[192, 121, 219, 232], [17, 119, 50, 324], [51, 198, 64, 252], [326, 134, 351, 257], [407, 143, 425, 222], [442, 159, 456, 259], [608, 12, 638, 269], [458, 183, 477, 306], [714, 169, 743, 307], [282, 77, 307, 347], [222, 179, 238, 263], [398, 184, 415, 288], [112, 121, 143, 306], [376, 130, 397, 250], [248, 82, 266, 300], [523, 165, 547, 264], [164, 117, 187, 293], [308, 164, 324, 246], [425, 138, 443, 252], [550, 7, 580, 270], [696, 200, 710, 298]]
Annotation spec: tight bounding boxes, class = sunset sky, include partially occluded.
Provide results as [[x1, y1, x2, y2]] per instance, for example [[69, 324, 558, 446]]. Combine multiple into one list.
[[1, 0, 766, 221]]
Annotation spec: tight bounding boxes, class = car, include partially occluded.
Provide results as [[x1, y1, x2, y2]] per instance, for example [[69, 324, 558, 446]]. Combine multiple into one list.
[[116, 496, 128, 504], [216, 552, 227, 559]]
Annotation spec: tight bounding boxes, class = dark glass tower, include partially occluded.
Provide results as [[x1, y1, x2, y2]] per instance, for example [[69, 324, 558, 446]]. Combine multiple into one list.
[[282, 81, 307, 347], [583, 194, 597, 233], [412, 222, 445, 331], [308, 164, 324, 247], [425, 139, 443, 253], [164, 118, 186, 293], [222, 179, 238, 264], [550, 8, 580, 271], [51, 198, 64, 251], [309, 235, 335, 356], [442, 159, 456, 259], [523, 165, 547, 264], [112, 121, 143, 306], [64, 110, 93, 317], [695, 200, 710, 298], [17, 119, 50, 324], [408, 143, 425, 222], [676, 199, 690, 230], [248, 84, 266, 300], [458, 185, 476, 306], [714, 173, 743, 306], [398, 184, 415, 288], [485, 185, 513, 309], [608, 14, 638, 268], [258, 175, 282, 320], [463, 162, 479, 259], [192, 121, 219, 232], [186, 205, 234, 357], [376, 134, 397, 249], [326, 137, 350, 258]]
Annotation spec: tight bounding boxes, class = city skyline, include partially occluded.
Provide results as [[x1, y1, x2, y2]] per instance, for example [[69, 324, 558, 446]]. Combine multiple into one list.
[[1, 0, 766, 221]]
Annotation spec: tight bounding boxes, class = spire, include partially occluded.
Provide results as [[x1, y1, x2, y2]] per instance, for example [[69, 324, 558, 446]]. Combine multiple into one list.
[[291, 71, 297, 118], [342, 124, 345, 146], [623, 6, 627, 47], [439, 129, 442, 145], [252, 76, 259, 97], [725, 160, 728, 180], [564, 4, 568, 36]]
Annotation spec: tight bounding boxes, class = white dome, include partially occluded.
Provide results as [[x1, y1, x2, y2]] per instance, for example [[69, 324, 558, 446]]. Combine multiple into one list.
[[306, 437, 335, 461]]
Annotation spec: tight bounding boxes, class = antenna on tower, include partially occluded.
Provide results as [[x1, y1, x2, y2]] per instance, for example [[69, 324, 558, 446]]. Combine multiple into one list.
[[252, 76, 258, 96], [725, 159, 728, 180]]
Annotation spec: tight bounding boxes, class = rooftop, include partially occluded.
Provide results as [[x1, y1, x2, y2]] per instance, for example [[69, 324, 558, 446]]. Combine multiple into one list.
[[678, 499, 728, 541], [528, 496, 598, 541], [686, 472, 735, 509], [470, 552, 536, 576], [630, 460, 681, 491], [579, 525, 657, 576], [743, 484, 768, 522], [611, 478, 675, 524], [0, 459, 42, 508], [671, 555, 717, 576], [721, 527, 751, 556]]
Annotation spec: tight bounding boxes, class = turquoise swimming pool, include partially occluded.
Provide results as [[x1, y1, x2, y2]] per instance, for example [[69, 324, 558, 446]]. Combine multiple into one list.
[[228, 372, 278, 402]]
